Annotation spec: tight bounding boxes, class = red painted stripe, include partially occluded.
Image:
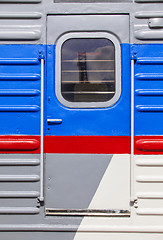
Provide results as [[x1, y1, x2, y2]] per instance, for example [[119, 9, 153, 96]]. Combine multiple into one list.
[[135, 136, 163, 155], [2, 135, 163, 155], [0, 135, 131, 154], [0, 136, 40, 154], [45, 136, 131, 154]]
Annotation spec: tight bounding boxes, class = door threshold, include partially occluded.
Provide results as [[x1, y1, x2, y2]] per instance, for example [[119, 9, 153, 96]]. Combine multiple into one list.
[[46, 208, 130, 217]]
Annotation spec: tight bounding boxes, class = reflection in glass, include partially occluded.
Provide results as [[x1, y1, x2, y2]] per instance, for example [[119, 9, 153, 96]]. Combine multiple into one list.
[[61, 38, 115, 102]]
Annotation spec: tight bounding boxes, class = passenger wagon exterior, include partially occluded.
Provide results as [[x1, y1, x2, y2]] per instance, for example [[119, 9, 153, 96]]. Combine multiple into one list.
[[0, 0, 163, 239]]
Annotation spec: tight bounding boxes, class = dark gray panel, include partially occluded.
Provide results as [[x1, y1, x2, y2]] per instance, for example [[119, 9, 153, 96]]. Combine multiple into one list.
[[46, 154, 112, 209], [0, 232, 77, 240]]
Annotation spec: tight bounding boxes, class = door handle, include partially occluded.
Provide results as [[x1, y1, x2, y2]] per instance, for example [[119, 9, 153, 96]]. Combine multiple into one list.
[[47, 119, 62, 124], [39, 57, 44, 203]]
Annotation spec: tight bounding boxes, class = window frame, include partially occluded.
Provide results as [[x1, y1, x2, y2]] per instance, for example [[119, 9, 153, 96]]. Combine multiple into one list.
[[55, 32, 121, 108]]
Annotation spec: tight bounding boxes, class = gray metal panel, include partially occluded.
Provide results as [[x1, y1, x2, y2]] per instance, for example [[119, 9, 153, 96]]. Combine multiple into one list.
[[45, 154, 112, 209], [0, 154, 40, 216], [149, 18, 163, 28], [135, 11, 163, 18], [135, 29, 163, 40], [0, 191, 39, 197], [0, 0, 43, 44], [1, 0, 163, 44], [0, 207, 40, 214], [0, 0, 131, 45], [0, 175, 40, 182], [0, 0, 41, 2], [55, 0, 131, 2], [132, 4, 163, 43], [135, 0, 163, 2], [0, 26, 41, 40], [0, 153, 108, 237], [47, 15, 129, 44], [0, 158, 40, 166], [0, 12, 42, 19], [0, 232, 79, 240]]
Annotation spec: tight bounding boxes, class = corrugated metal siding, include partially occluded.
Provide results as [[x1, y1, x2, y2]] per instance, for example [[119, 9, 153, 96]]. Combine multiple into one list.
[[0, 0, 43, 44], [0, 45, 45, 136], [0, 154, 40, 215], [133, 44, 163, 138]]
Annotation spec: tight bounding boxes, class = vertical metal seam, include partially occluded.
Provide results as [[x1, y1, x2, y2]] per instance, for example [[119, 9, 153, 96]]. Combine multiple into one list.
[[131, 59, 135, 202], [40, 58, 44, 202]]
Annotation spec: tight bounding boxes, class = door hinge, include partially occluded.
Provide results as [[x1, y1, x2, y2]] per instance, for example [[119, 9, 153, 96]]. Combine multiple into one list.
[[131, 52, 137, 60], [38, 50, 45, 60], [130, 45, 137, 60], [37, 197, 44, 207], [130, 198, 138, 208]]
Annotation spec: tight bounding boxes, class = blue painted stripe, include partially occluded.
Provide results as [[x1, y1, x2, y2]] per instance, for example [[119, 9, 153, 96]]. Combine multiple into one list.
[[135, 73, 163, 81], [0, 105, 40, 112], [0, 89, 40, 96], [133, 44, 163, 135], [136, 105, 163, 112], [46, 43, 130, 136], [0, 58, 39, 65], [0, 44, 130, 136], [137, 57, 163, 64], [0, 74, 40, 81], [135, 89, 163, 96], [0, 44, 44, 135]]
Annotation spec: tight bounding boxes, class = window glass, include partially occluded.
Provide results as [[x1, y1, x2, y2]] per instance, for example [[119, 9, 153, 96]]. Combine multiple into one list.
[[61, 38, 115, 102]]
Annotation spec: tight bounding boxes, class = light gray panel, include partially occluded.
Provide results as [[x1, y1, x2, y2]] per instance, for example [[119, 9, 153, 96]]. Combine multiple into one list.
[[0, 0, 132, 45], [0, 207, 39, 214], [135, 29, 163, 40], [0, 175, 39, 182], [46, 154, 112, 209], [1, 0, 163, 44], [55, 0, 131, 2], [132, 3, 163, 43], [0, 0, 41, 2], [0, 12, 42, 19], [0, 191, 39, 197], [0, 0, 43, 44], [0, 158, 40, 166], [0, 27, 41, 40], [135, 11, 163, 18], [0, 154, 40, 216], [149, 18, 163, 28], [47, 15, 129, 44]]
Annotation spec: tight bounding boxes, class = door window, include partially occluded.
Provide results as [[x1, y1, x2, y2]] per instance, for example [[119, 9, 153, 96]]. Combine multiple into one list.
[[55, 32, 121, 108]]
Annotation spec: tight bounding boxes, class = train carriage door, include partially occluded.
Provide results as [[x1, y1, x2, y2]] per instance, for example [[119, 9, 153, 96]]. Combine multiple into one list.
[[45, 15, 130, 215]]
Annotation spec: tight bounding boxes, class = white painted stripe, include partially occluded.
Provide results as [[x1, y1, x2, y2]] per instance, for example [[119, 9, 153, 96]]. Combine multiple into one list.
[[74, 154, 130, 240]]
